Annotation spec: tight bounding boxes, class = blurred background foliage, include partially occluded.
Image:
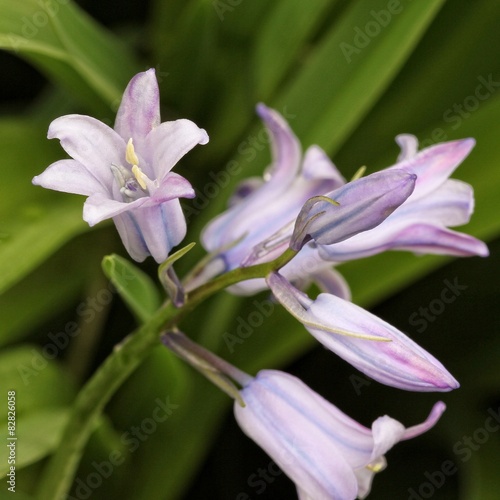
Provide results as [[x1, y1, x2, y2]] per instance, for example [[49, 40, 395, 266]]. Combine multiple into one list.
[[0, 0, 499, 498]]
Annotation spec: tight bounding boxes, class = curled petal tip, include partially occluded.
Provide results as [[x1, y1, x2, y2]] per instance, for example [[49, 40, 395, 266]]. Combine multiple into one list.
[[198, 128, 209, 145]]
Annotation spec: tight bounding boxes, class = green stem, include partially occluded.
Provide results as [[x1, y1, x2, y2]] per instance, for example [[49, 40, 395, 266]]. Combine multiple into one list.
[[37, 249, 296, 499]]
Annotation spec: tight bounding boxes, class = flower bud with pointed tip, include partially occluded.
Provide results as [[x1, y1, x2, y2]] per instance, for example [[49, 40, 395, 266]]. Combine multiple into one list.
[[267, 272, 459, 392], [290, 170, 417, 252]]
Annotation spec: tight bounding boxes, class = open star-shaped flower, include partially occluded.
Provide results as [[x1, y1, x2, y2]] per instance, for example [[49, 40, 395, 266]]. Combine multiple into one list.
[[33, 69, 208, 262]]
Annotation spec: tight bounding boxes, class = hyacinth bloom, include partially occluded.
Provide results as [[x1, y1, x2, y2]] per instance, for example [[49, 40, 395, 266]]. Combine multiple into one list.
[[33, 69, 208, 263], [200, 105, 415, 291], [235, 370, 446, 499], [317, 134, 489, 262], [201, 103, 344, 271], [200, 106, 486, 296], [267, 273, 458, 392]]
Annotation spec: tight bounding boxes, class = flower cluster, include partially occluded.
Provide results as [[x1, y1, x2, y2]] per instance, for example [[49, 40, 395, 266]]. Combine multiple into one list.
[[33, 70, 488, 499]]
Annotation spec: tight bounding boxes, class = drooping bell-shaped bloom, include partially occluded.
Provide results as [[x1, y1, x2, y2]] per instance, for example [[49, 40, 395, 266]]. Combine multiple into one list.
[[33, 69, 208, 262], [267, 272, 459, 392], [198, 105, 415, 292], [317, 134, 489, 262], [201, 103, 344, 271], [200, 106, 486, 297], [235, 369, 446, 499]]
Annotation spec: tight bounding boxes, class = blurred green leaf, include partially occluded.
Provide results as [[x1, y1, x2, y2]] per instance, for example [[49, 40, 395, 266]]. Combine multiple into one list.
[[0, 0, 138, 113], [106, 345, 192, 498], [152, 1, 217, 117], [253, 0, 336, 99], [0, 225, 120, 353], [0, 347, 74, 414], [0, 409, 69, 478], [102, 254, 162, 323], [462, 422, 500, 500], [0, 118, 87, 295], [273, 0, 446, 152], [0, 345, 75, 478], [336, 0, 500, 169], [0, 243, 85, 347]]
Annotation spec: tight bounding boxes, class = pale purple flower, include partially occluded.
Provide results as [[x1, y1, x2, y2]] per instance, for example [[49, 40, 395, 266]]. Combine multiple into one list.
[[201, 103, 344, 270], [267, 272, 459, 392], [317, 134, 489, 261], [200, 106, 486, 297], [235, 369, 446, 499], [198, 105, 415, 292], [32, 69, 208, 263]]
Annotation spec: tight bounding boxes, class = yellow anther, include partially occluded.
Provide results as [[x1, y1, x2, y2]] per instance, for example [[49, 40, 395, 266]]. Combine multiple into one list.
[[366, 457, 386, 473], [126, 138, 140, 166], [132, 165, 148, 190]]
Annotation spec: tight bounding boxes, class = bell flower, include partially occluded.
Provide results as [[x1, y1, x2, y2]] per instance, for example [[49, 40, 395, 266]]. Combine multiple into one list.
[[235, 369, 446, 500], [317, 134, 488, 261], [267, 272, 459, 392], [201, 103, 344, 271], [33, 69, 208, 263], [198, 105, 415, 292], [200, 107, 486, 297]]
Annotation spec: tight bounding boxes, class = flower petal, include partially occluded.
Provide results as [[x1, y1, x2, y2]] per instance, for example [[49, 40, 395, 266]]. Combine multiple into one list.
[[235, 370, 359, 500], [130, 200, 188, 262], [317, 176, 487, 260], [201, 105, 302, 259], [396, 178, 474, 226], [257, 103, 302, 184], [114, 68, 161, 142], [311, 266, 351, 301], [391, 138, 475, 201], [151, 172, 196, 203], [48, 114, 125, 191], [266, 273, 384, 341], [144, 119, 208, 181], [32, 159, 108, 197], [307, 294, 459, 391], [370, 417, 406, 460], [113, 212, 149, 262], [383, 223, 489, 257], [319, 221, 489, 260], [396, 134, 419, 161], [201, 107, 339, 270], [301, 145, 345, 187], [402, 401, 446, 440], [112, 201, 189, 263], [83, 194, 145, 226]]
